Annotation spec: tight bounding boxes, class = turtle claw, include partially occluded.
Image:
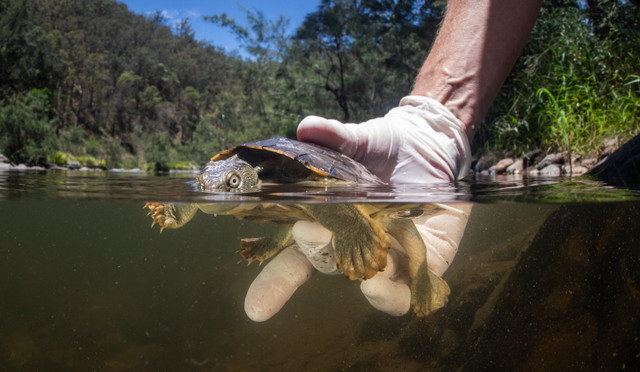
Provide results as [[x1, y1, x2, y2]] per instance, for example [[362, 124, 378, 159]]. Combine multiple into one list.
[[144, 202, 200, 230], [145, 202, 167, 229], [145, 202, 177, 230], [240, 237, 270, 264]]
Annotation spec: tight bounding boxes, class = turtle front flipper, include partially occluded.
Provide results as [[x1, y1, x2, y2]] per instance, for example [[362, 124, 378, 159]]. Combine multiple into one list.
[[145, 202, 199, 231], [385, 218, 450, 316], [240, 225, 294, 264], [299, 204, 390, 280]]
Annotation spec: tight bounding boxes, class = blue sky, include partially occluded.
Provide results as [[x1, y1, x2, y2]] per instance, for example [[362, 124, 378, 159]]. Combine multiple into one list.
[[118, 0, 321, 56]]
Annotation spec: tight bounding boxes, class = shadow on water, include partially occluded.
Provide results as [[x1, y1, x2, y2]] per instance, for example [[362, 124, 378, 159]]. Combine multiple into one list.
[[0, 170, 639, 370]]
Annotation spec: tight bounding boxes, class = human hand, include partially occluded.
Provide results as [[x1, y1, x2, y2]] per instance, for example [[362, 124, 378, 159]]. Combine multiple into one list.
[[244, 204, 471, 322], [296, 96, 472, 184]]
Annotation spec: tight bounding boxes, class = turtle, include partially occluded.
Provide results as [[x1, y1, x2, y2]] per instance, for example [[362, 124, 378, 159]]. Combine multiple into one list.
[[145, 136, 450, 316]]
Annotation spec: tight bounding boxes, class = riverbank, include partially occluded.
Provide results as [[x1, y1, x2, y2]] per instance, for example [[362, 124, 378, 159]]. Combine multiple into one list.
[[0, 153, 199, 174], [0, 145, 617, 178], [0, 135, 629, 179]]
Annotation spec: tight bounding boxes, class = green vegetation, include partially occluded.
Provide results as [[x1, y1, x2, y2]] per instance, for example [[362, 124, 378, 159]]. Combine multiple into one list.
[[0, 0, 638, 169], [485, 0, 639, 156], [0, 89, 59, 165]]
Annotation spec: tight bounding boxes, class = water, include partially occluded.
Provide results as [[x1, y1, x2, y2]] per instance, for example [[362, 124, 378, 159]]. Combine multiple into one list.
[[1, 170, 639, 370]]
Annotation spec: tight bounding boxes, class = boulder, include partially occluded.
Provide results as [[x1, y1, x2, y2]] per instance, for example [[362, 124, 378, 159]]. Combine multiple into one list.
[[506, 159, 524, 174], [539, 164, 562, 177], [495, 158, 514, 174]]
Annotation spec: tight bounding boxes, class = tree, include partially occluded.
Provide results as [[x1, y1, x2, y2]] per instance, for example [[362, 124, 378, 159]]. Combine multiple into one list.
[[291, 0, 444, 121], [0, 89, 59, 164]]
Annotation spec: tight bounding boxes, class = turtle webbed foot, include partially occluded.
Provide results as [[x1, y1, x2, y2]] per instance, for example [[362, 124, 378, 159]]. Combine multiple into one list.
[[333, 228, 390, 280], [411, 263, 451, 317], [298, 204, 390, 280]]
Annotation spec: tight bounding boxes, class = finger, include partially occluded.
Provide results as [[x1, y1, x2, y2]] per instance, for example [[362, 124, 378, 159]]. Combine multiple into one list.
[[297, 115, 395, 182], [359, 249, 411, 316], [296, 116, 360, 159], [292, 220, 339, 275], [244, 247, 315, 322], [414, 203, 472, 276]]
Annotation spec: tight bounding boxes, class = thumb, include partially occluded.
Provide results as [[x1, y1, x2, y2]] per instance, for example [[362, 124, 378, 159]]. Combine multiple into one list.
[[296, 116, 361, 159], [297, 115, 397, 182]]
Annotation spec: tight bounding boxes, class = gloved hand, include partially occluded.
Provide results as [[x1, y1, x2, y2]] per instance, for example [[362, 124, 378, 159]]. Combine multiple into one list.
[[244, 97, 473, 321], [296, 96, 472, 184], [244, 203, 471, 322]]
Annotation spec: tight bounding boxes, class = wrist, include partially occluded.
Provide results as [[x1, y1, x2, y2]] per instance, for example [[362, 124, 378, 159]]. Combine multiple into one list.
[[410, 67, 480, 141], [390, 96, 472, 181]]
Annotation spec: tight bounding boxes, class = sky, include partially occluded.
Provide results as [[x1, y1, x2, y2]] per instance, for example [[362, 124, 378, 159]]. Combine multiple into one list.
[[118, 0, 321, 56]]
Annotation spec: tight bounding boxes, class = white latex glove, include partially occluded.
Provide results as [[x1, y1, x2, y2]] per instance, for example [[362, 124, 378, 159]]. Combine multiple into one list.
[[244, 204, 472, 322], [296, 96, 472, 184]]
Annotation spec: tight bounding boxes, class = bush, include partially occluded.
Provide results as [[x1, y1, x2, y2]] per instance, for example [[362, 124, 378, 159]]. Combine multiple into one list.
[[144, 131, 175, 171], [84, 138, 102, 158], [104, 137, 125, 168], [76, 155, 105, 168], [52, 151, 74, 166], [485, 3, 640, 155]]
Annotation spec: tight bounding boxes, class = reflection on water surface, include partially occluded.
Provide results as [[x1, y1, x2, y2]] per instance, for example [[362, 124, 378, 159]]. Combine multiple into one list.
[[1, 169, 638, 203], [0, 171, 638, 370]]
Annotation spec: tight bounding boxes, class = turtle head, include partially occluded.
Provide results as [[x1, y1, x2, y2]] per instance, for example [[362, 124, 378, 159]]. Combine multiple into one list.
[[196, 155, 261, 191]]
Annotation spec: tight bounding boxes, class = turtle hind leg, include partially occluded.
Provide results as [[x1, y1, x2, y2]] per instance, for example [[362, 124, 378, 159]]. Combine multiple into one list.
[[240, 225, 294, 264], [411, 262, 451, 317], [384, 218, 450, 317]]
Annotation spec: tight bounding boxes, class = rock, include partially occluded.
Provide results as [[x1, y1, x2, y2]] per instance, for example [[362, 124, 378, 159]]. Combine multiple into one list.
[[495, 158, 514, 174], [111, 167, 144, 173], [67, 160, 81, 170], [535, 153, 564, 170], [580, 157, 599, 169], [528, 168, 539, 177], [0, 162, 12, 170], [539, 164, 562, 177], [589, 133, 640, 187], [475, 153, 496, 172], [563, 165, 589, 176], [506, 159, 523, 174], [0, 154, 10, 163]]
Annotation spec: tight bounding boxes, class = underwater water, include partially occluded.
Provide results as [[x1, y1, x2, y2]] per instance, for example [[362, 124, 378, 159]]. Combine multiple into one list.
[[1, 170, 639, 371]]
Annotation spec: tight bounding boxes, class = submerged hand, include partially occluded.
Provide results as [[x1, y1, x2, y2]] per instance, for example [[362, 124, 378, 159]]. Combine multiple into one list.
[[296, 96, 472, 184], [244, 204, 471, 322], [243, 220, 410, 322]]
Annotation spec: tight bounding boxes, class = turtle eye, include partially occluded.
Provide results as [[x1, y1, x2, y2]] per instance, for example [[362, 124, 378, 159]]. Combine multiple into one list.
[[225, 171, 242, 189]]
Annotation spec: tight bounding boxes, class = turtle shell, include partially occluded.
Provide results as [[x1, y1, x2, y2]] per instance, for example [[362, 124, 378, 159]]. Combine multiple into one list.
[[210, 136, 384, 185]]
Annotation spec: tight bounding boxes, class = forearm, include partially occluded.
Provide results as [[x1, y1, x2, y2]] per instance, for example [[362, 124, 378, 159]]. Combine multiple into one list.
[[411, 0, 542, 139]]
